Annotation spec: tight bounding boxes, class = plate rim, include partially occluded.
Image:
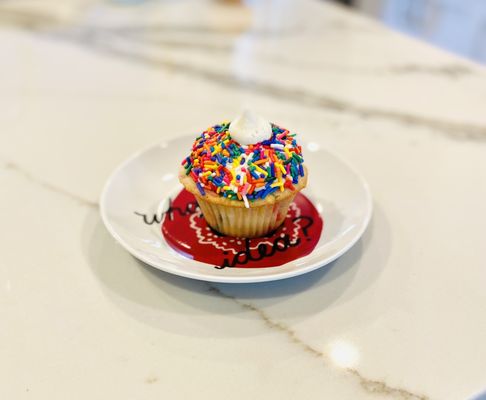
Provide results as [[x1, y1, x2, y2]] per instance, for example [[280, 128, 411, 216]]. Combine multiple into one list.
[[100, 136, 373, 283]]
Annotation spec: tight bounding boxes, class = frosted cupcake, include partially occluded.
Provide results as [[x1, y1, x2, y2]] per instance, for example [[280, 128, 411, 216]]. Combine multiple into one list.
[[179, 110, 308, 238]]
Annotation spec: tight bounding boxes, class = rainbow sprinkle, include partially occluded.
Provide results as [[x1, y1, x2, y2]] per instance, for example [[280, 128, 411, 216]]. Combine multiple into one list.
[[182, 122, 305, 208]]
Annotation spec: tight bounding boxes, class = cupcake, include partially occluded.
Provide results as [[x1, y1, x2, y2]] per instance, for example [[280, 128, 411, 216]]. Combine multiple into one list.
[[179, 110, 308, 238]]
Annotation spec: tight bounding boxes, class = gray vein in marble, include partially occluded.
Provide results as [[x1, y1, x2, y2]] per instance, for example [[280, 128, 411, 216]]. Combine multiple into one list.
[[207, 285, 429, 400], [256, 55, 476, 79], [136, 38, 232, 53], [118, 29, 476, 80], [112, 24, 303, 38], [58, 29, 486, 142], [3, 161, 98, 208], [387, 63, 474, 78], [122, 34, 473, 80]]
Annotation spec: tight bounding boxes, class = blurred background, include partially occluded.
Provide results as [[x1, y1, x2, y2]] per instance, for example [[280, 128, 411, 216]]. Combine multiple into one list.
[[1, 0, 485, 64], [335, 0, 486, 64]]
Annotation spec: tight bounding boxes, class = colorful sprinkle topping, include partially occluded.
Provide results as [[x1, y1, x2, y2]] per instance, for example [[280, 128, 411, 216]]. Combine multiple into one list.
[[182, 122, 305, 208]]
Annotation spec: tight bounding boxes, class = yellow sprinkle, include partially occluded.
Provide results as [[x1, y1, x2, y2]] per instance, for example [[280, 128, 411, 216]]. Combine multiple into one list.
[[278, 163, 286, 174], [254, 165, 268, 176]]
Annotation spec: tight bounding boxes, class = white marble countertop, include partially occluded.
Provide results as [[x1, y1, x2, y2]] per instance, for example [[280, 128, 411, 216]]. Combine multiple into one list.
[[1, 1, 486, 399]]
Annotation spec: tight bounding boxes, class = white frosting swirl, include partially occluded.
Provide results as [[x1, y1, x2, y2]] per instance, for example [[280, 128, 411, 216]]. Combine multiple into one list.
[[228, 110, 272, 145]]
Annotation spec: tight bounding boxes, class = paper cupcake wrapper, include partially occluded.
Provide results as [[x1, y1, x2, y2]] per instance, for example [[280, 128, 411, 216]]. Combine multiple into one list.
[[195, 195, 296, 238]]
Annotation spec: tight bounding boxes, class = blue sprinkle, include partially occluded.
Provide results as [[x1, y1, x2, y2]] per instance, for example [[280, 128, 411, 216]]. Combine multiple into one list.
[[240, 158, 245, 165], [196, 182, 206, 196], [260, 174, 265, 179], [236, 174, 241, 180], [261, 186, 277, 199], [269, 186, 278, 195], [299, 164, 304, 177]]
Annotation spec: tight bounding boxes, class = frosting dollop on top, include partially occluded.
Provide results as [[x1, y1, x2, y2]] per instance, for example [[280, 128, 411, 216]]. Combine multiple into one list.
[[181, 119, 305, 208], [228, 110, 272, 145]]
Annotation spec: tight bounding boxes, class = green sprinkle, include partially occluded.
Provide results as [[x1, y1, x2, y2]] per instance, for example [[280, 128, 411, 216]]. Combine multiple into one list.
[[292, 153, 303, 162]]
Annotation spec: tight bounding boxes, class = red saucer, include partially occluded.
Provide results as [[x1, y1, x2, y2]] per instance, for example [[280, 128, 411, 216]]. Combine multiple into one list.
[[162, 190, 323, 269]]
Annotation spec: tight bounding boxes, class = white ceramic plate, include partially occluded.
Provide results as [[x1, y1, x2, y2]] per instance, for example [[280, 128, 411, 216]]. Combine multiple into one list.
[[100, 135, 372, 283]]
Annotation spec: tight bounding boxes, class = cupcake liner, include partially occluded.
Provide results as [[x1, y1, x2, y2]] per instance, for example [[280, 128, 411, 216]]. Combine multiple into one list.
[[195, 193, 296, 238], [179, 165, 307, 238]]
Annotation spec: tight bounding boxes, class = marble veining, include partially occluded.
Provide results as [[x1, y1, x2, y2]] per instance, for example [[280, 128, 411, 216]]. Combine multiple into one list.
[[207, 285, 429, 400], [1, 1, 486, 399], [109, 24, 476, 79], [40, 26, 486, 142], [2, 3, 486, 141], [3, 161, 98, 208], [386, 63, 474, 78]]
